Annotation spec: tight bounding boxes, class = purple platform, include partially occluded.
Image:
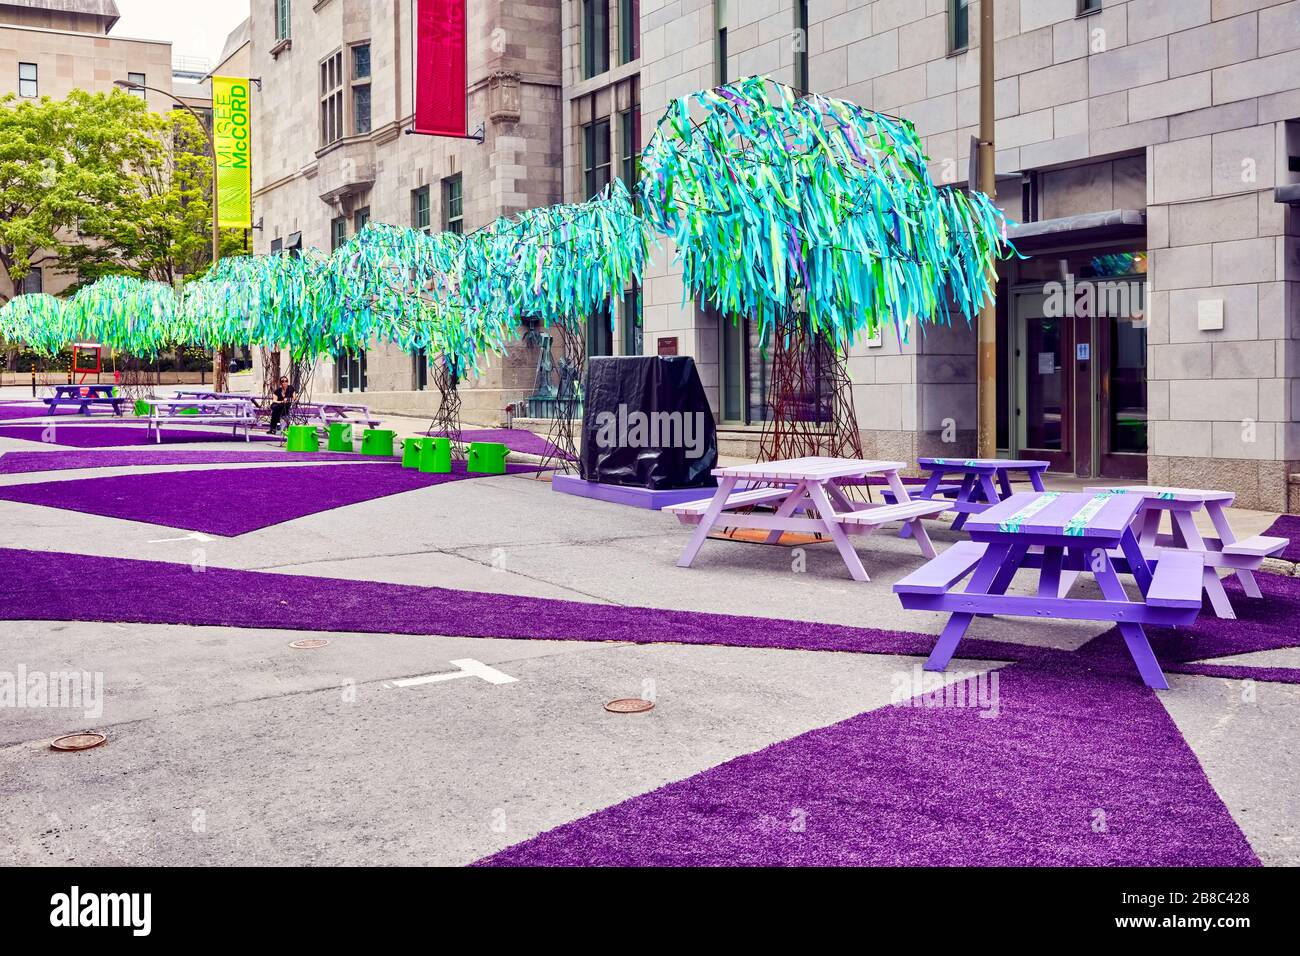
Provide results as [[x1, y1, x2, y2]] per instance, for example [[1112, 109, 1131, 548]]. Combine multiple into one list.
[[552, 473, 717, 510]]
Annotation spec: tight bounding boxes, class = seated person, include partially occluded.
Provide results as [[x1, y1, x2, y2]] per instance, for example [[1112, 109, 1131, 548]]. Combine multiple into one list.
[[267, 376, 296, 433]]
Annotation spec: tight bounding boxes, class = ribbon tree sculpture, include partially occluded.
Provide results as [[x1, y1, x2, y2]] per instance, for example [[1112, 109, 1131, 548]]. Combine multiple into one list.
[[639, 75, 1016, 461]]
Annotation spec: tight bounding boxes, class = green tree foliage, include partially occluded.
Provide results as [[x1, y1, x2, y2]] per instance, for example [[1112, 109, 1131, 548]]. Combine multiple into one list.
[[0, 89, 242, 305]]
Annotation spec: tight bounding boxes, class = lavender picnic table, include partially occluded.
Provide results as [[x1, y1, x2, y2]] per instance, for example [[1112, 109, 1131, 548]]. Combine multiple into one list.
[[1085, 484, 1289, 620], [43, 384, 125, 416], [667, 457, 946, 582], [894, 457, 1051, 532], [895, 490, 1206, 689]]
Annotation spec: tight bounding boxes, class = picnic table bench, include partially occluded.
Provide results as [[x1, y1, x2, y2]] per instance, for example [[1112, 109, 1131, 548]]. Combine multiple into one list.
[[42, 384, 127, 416], [171, 391, 380, 430], [144, 397, 256, 443], [1085, 484, 1289, 619], [667, 457, 946, 582], [895, 490, 1206, 689]]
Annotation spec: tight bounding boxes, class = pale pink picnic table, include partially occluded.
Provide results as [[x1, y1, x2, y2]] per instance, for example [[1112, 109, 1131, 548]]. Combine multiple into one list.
[[1085, 484, 1289, 619], [667, 457, 945, 582]]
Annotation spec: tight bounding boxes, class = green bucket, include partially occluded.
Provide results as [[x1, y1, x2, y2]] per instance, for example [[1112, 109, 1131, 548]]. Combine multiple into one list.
[[467, 441, 508, 474], [401, 437, 425, 468], [328, 421, 354, 452], [133, 399, 151, 417], [361, 428, 396, 457], [419, 436, 453, 474], [286, 424, 319, 453]]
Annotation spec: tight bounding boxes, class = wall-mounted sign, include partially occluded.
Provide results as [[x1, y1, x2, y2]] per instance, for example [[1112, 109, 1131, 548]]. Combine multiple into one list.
[[1076, 342, 1090, 362], [413, 0, 468, 137], [657, 336, 678, 356]]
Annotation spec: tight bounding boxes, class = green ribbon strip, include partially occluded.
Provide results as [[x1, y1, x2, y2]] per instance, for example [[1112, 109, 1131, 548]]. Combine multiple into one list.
[[997, 492, 1061, 534]]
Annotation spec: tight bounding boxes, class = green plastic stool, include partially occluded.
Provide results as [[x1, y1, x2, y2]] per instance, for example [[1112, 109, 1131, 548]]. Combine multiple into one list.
[[286, 424, 319, 453], [179, 407, 199, 416], [467, 441, 508, 474], [361, 428, 395, 457], [401, 437, 425, 468], [419, 436, 453, 474], [133, 399, 151, 417], [328, 421, 354, 452]]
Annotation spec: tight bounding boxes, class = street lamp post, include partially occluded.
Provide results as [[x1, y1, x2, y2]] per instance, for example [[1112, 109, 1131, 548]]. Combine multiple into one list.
[[114, 78, 226, 390]]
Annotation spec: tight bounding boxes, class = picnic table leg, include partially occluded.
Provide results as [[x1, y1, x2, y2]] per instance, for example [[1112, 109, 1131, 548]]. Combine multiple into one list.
[[1171, 508, 1235, 619], [1206, 501, 1263, 599], [884, 471, 936, 558], [805, 480, 870, 582], [950, 474, 978, 531], [1028, 468, 1047, 492], [996, 468, 1014, 499], [676, 475, 738, 569], [899, 470, 944, 539], [1092, 551, 1169, 689], [978, 472, 1002, 508], [762, 481, 810, 545], [924, 542, 1012, 672]]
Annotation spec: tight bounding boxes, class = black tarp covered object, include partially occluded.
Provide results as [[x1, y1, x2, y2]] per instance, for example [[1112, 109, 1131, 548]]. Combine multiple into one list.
[[580, 355, 718, 490]]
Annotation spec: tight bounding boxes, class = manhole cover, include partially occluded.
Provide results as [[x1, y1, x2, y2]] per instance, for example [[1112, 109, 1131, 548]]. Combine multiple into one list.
[[289, 639, 330, 649], [604, 698, 655, 714], [51, 733, 106, 752]]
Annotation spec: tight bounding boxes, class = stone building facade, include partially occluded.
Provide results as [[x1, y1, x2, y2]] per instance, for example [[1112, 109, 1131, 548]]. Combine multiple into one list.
[[249, 0, 564, 421], [0, 0, 175, 301], [607, 0, 1300, 511]]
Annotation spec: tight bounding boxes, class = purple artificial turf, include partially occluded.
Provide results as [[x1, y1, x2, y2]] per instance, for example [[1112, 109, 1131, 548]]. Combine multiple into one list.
[[431, 428, 563, 459], [0, 547, 1289, 865], [1262, 514, 1300, 562], [0, 461, 537, 536], [0, 423, 279, 447], [0, 404, 59, 420], [0, 449, 364, 475], [476, 658, 1259, 866]]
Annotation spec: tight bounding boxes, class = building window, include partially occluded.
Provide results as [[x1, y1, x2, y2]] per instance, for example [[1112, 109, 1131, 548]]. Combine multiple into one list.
[[794, 0, 808, 91], [582, 0, 610, 79], [320, 50, 344, 146], [330, 215, 347, 251], [1078, 0, 1102, 13], [587, 303, 613, 357], [270, 237, 283, 254], [336, 350, 366, 392], [620, 108, 640, 187], [583, 117, 611, 197], [949, 0, 969, 52], [619, 0, 639, 63], [351, 43, 371, 135], [18, 62, 37, 98], [126, 72, 146, 99], [621, 285, 641, 355], [19, 269, 42, 294], [412, 185, 431, 233], [354, 207, 370, 233], [443, 174, 463, 234], [275, 0, 291, 41]]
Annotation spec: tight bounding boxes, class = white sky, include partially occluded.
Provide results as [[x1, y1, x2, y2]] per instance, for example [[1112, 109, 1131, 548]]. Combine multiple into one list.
[[111, 0, 249, 71]]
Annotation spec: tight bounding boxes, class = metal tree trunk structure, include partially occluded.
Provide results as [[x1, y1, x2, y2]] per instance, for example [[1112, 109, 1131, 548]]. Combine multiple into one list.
[[425, 353, 464, 459], [536, 322, 584, 475], [757, 313, 864, 463]]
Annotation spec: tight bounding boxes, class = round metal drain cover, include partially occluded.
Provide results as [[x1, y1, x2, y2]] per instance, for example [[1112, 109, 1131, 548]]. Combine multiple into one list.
[[604, 698, 654, 714], [289, 639, 330, 649], [51, 733, 106, 752]]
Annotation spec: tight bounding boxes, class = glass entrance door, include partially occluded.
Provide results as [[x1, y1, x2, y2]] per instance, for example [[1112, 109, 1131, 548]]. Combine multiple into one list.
[[1014, 291, 1074, 473]]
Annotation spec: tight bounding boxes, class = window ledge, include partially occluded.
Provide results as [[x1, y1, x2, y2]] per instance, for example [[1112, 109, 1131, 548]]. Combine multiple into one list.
[[270, 37, 292, 59], [946, 45, 969, 59]]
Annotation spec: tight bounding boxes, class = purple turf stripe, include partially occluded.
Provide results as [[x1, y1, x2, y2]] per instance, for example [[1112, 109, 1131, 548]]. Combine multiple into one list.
[[0, 461, 538, 536], [0, 449, 364, 475], [430, 428, 562, 459], [0, 405, 60, 420], [1261, 514, 1300, 562], [0, 545, 1057, 665], [1166, 662, 1300, 684], [0, 424, 280, 447], [477, 659, 1259, 866]]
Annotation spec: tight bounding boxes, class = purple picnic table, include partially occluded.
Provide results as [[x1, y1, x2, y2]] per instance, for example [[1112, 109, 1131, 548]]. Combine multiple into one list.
[[895, 457, 1051, 533], [1085, 484, 1289, 620], [894, 490, 1206, 689]]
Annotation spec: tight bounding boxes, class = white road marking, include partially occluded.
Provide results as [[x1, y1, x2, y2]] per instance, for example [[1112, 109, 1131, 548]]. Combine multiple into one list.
[[147, 532, 214, 543], [389, 658, 518, 688]]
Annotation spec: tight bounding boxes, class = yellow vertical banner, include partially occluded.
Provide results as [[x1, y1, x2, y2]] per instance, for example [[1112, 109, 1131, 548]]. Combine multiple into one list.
[[212, 76, 252, 228]]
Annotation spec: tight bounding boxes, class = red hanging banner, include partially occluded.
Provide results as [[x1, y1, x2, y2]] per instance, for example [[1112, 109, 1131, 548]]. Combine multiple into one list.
[[413, 0, 468, 137]]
